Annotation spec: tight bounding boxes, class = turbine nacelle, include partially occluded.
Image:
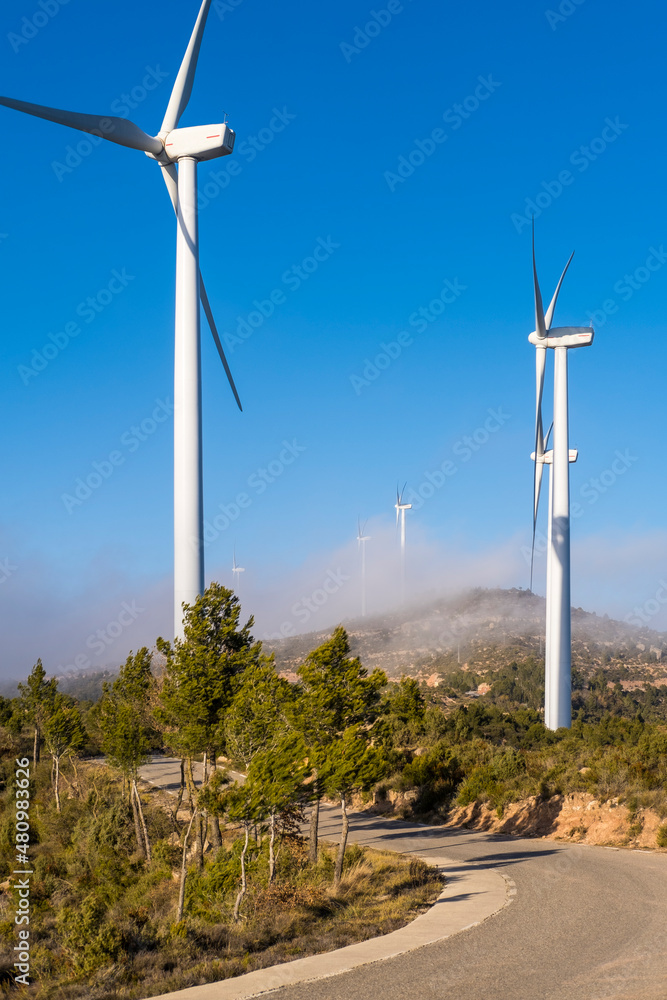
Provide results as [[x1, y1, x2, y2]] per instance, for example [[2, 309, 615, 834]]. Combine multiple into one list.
[[531, 449, 578, 464], [528, 326, 594, 349], [158, 123, 236, 162]]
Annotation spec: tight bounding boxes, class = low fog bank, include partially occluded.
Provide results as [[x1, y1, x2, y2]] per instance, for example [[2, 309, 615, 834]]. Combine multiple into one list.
[[3, 521, 667, 685]]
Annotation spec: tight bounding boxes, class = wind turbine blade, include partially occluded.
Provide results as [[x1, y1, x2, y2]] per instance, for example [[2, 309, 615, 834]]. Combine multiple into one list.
[[544, 252, 575, 330], [200, 280, 243, 412], [534, 347, 547, 457], [160, 162, 179, 212], [0, 95, 163, 154], [530, 346, 547, 591], [544, 421, 553, 449], [532, 220, 547, 341], [159, 164, 242, 412], [530, 461, 542, 593], [161, 0, 213, 133]]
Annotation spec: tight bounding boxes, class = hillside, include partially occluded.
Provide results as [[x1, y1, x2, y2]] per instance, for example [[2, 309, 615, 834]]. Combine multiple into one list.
[[266, 588, 667, 688]]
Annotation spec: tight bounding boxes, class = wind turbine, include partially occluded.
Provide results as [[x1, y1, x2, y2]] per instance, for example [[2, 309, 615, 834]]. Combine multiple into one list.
[[529, 226, 593, 730], [395, 485, 412, 606], [232, 548, 245, 592], [356, 519, 371, 618], [0, 1, 242, 638]]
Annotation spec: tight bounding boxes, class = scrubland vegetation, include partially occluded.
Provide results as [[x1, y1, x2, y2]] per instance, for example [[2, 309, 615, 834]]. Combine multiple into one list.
[[2, 583, 667, 997]]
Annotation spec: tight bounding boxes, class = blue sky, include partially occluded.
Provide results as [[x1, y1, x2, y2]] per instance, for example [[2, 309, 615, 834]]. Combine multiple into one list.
[[2, 0, 667, 680]]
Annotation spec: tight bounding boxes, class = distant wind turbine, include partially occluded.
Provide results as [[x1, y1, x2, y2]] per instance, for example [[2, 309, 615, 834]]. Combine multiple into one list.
[[529, 225, 593, 730], [0, 0, 243, 639], [356, 519, 371, 618], [232, 549, 245, 592], [395, 485, 412, 606]]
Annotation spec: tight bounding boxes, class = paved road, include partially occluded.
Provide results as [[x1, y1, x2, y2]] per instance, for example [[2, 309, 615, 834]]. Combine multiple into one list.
[[273, 808, 667, 1000], [139, 760, 667, 1000], [138, 756, 245, 793]]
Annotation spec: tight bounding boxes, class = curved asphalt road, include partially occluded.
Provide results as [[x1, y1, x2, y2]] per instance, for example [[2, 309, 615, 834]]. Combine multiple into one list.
[[139, 760, 667, 1000], [284, 808, 667, 1000]]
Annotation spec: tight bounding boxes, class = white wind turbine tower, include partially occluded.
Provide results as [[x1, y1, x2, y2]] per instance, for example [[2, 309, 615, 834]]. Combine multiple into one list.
[[232, 548, 245, 593], [529, 226, 593, 730], [356, 519, 371, 618], [395, 486, 412, 606], [0, 0, 243, 638]]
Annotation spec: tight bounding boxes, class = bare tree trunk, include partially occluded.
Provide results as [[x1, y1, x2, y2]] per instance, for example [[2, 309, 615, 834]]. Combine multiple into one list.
[[233, 823, 250, 922], [132, 778, 152, 863], [200, 752, 210, 855], [130, 780, 146, 858], [208, 753, 222, 847], [70, 757, 80, 797], [185, 757, 197, 813], [33, 727, 39, 768], [309, 792, 320, 863], [184, 758, 204, 868], [172, 758, 185, 824], [195, 814, 204, 869], [53, 756, 61, 813], [176, 810, 197, 923], [333, 793, 349, 890], [268, 810, 277, 884], [209, 815, 222, 848]]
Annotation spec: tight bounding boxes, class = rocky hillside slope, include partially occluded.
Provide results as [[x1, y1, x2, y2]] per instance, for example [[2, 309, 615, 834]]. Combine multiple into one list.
[[267, 588, 667, 686]]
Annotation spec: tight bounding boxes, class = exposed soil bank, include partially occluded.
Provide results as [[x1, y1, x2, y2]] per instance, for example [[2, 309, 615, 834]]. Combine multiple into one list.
[[369, 789, 666, 849]]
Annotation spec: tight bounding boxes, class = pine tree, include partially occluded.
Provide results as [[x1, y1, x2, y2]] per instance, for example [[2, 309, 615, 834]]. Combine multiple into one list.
[[198, 772, 260, 921], [42, 699, 86, 812], [224, 659, 293, 770], [100, 648, 157, 859], [156, 583, 262, 864], [18, 659, 58, 766], [323, 726, 385, 890], [247, 731, 309, 883], [294, 626, 386, 861], [156, 584, 260, 764]]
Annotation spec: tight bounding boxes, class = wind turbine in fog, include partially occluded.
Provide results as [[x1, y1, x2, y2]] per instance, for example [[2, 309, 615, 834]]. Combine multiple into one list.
[[232, 549, 245, 592], [357, 520, 370, 617], [395, 486, 412, 606], [529, 226, 593, 730], [0, 0, 243, 639]]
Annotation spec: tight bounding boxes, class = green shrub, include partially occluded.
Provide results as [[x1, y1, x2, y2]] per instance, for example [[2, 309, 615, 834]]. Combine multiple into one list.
[[656, 824, 667, 848], [399, 742, 461, 792], [58, 895, 124, 973]]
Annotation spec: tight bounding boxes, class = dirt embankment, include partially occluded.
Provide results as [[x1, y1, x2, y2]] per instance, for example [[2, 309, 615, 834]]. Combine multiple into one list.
[[370, 790, 666, 849]]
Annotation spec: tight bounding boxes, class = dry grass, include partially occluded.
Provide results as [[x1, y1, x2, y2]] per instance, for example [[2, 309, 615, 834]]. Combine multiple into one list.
[[7, 844, 442, 1000]]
